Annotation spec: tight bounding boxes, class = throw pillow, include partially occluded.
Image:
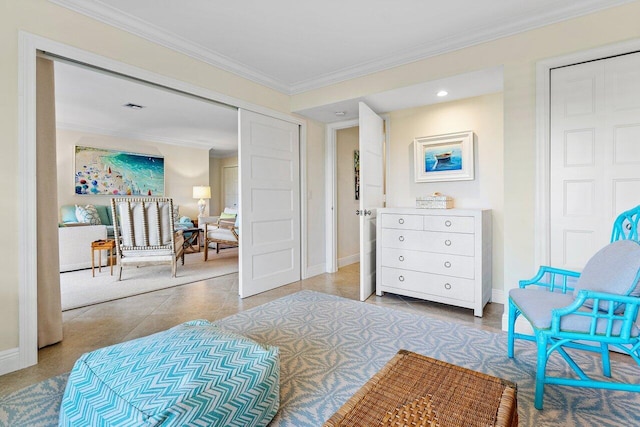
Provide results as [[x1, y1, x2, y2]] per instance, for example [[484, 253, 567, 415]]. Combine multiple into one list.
[[75, 204, 102, 225], [172, 205, 180, 224], [573, 239, 640, 312]]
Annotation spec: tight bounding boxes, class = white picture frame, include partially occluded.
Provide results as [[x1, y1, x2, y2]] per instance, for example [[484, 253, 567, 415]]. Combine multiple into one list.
[[414, 131, 474, 182]]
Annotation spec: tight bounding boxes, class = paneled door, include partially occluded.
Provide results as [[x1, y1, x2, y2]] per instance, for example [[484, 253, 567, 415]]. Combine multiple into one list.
[[358, 102, 385, 301], [550, 52, 640, 270], [238, 109, 300, 298]]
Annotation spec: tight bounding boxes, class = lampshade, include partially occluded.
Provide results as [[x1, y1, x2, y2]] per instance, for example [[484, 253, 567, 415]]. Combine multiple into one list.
[[192, 185, 211, 199]]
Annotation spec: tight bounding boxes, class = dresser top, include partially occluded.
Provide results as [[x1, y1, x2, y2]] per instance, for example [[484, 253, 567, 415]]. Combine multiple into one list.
[[379, 207, 491, 215]]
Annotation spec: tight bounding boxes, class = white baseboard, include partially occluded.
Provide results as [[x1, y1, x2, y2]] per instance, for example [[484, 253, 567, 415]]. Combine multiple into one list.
[[338, 254, 359, 268], [305, 263, 326, 278], [491, 288, 505, 305], [0, 347, 21, 376]]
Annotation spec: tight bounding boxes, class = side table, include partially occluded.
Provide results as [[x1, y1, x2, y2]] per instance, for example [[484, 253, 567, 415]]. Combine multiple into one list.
[[182, 227, 201, 255], [91, 239, 115, 277]]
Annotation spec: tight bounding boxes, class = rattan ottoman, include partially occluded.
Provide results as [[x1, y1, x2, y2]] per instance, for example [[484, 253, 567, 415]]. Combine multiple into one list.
[[324, 350, 517, 427]]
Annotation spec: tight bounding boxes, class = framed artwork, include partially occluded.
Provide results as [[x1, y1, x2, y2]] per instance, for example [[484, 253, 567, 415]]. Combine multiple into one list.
[[414, 131, 474, 182], [354, 150, 360, 200], [74, 145, 165, 195]]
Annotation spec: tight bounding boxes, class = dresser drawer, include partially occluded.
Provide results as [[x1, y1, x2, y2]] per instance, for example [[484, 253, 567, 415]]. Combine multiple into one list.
[[380, 267, 474, 302], [380, 228, 425, 251], [422, 231, 475, 256], [380, 248, 475, 279], [380, 214, 423, 230], [423, 215, 474, 233]]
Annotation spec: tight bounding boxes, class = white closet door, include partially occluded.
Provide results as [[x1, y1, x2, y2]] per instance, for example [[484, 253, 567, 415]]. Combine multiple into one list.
[[550, 52, 640, 270], [238, 109, 300, 298], [358, 102, 385, 301]]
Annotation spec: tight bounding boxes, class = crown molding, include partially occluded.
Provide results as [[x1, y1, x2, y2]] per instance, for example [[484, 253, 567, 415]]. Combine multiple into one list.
[[48, 0, 291, 93], [288, 0, 633, 94], [56, 121, 217, 150], [51, 0, 633, 95]]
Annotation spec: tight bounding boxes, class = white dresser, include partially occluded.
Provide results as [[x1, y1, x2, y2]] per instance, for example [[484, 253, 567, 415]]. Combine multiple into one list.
[[376, 208, 492, 317]]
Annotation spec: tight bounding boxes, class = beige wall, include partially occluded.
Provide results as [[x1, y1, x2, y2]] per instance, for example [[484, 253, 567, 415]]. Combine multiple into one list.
[[387, 93, 504, 291], [291, 2, 640, 296], [336, 127, 360, 263], [0, 0, 299, 353], [209, 155, 238, 216], [56, 129, 209, 219]]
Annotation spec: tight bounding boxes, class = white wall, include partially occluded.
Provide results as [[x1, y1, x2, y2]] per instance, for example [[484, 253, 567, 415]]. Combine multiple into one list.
[[336, 127, 359, 265], [387, 93, 504, 291], [56, 129, 209, 219]]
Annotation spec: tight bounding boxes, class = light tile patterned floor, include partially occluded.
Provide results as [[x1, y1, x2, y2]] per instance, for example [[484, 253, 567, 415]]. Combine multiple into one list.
[[0, 263, 503, 397]]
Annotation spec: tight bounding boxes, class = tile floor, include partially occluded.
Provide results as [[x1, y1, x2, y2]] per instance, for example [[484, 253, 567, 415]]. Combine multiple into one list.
[[0, 263, 504, 397]]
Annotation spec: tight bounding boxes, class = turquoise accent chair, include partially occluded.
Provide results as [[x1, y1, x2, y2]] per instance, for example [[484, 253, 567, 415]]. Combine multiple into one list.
[[508, 208, 640, 409]]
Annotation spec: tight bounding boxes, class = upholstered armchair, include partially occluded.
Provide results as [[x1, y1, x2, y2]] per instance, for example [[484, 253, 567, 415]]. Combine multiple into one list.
[[111, 197, 184, 280], [203, 212, 239, 261]]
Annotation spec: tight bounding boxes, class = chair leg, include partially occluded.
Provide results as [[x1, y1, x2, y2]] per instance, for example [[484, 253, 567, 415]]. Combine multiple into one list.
[[118, 265, 123, 281], [171, 259, 177, 278], [535, 332, 549, 410], [601, 342, 611, 378], [204, 241, 209, 261], [507, 299, 518, 358]]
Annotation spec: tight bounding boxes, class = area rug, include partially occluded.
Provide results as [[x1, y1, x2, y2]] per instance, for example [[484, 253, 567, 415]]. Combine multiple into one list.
[[2, 290, 640, 426], [60, 249, 238, 310]]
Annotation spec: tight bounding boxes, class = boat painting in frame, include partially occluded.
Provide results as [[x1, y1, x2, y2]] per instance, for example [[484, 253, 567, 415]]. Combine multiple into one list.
[[74, 145, 165, 196], [414, 131, 474, 182]]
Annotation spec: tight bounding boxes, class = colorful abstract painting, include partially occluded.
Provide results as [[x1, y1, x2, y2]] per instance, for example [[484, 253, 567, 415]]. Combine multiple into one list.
[[74, 146, 164, 196]]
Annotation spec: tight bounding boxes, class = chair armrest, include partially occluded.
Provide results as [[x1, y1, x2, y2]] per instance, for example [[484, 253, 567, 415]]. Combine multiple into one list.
[[551, 290, 640, 338], [519, 265, 580, 294]]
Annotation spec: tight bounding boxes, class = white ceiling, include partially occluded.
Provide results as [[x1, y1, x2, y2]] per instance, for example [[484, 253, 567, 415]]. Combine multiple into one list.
[[54, 61, 239, 157], [297, 67, 504, 123], [50, 0, 629, 144], [51, 0, 631, 94]]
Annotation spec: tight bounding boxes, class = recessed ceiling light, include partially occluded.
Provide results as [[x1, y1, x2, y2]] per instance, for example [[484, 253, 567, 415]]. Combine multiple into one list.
[[123, 103, 145, 110], [436, 90, 448, 97], [334, 111, 346, 116]]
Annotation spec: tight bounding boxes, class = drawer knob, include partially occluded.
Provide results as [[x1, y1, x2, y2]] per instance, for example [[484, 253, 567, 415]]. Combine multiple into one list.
[[444, 283, 452, 290], [399, 236, 405, 242], [399, 255, 404, 262], [445, 220, 452, 227], [444, 239, 452, 246], [444, 261, 451, 268], [398, 218, 405, 224], [399, 275, 405, 282]]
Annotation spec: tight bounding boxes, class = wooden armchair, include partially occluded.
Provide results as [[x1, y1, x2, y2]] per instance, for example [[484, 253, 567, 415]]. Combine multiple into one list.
[[111, 197, 184, 280], [203, 213, 239, 261]]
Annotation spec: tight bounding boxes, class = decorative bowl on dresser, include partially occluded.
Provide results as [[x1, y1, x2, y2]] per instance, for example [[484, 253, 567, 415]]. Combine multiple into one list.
[[376, 207, 492, 317]]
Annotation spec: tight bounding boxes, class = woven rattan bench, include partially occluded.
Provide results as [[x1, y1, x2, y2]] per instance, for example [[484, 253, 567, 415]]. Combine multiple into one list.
[[324, 350, 518, 427]]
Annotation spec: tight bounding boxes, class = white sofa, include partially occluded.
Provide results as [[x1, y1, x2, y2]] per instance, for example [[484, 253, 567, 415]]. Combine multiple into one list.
[[58, 225, 108, 272]]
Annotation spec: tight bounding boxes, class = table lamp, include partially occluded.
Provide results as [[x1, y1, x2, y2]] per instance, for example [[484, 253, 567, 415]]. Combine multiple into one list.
[[192, 185, 211, 218]]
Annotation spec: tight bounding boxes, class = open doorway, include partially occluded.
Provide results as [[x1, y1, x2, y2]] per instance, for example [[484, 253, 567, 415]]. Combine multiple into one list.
[[16, 34, 307, 374], [335, 126, 360, 269], [51, 58, 240, 310]]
